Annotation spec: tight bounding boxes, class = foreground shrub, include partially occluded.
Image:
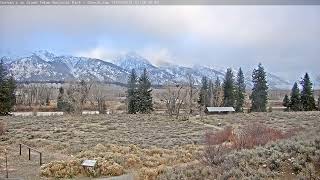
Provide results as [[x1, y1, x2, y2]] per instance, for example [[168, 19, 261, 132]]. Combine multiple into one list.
[[99, 161, 124, 176], [219, 137, 320, 179], [158, 163, 215, 180], [202, 144, 231, 166], [203, 123, 302, 173], [40, 160, 82, 178], [232, 123, 293, 149], [40, 143, 202, 179], [205, 126, 232, 146], [205, 123, 300, 151]]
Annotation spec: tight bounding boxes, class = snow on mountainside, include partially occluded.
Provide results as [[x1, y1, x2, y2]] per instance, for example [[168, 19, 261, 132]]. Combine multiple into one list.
[[114, 52, 172, 85], [2, 50, 128, 83], [244, 71, 291, 89], [158, 63, 224, 85], [33, 50, 56, 62], [7, 54, 70, 81], [0, 50, 291, 89], [53, 55, 128, 82]]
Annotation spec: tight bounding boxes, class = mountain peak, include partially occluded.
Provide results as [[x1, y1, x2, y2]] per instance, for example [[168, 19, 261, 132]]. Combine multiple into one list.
[[0, 56, 14, 63], [113, 52, 155, 71], [121, 52, 150, 64], [157, 61, 176, 67], [32, 50, 56, 62]]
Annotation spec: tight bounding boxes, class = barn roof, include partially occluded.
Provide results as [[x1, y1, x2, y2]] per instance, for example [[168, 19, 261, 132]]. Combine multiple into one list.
[[206, 107, 235, 112]]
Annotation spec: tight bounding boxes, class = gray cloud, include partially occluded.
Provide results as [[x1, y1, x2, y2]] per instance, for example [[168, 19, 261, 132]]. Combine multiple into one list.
[[1, 5, 320, 81]]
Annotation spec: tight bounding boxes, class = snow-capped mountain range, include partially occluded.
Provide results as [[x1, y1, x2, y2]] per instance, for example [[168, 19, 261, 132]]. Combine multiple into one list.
[[1, 50, 291, 89]]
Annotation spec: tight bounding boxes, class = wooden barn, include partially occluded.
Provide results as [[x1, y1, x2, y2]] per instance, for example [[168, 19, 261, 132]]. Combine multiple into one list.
[[205, 107, 235, 114]]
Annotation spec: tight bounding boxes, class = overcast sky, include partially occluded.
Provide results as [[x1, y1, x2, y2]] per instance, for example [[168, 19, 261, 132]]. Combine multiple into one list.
[[0, 5, 320, 82]]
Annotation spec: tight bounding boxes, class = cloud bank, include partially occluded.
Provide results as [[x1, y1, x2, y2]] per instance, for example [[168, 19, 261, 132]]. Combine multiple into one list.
[[1, 5, 320, 81]]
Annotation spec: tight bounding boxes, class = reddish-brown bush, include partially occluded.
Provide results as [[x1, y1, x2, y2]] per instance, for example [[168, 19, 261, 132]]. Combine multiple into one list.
[[203, 127, 233, 166], [203, 123, 300, 167], [205, 124, 299, 150], [205, 126, 232, 146], [232, 123, 299, 150]]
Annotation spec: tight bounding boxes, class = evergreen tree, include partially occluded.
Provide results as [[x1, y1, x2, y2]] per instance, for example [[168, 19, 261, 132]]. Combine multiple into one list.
[[137, 68, 153, 113], [318, 96, 320, 111], [223, 68, 235, 107], [0, 60, 5, 83], [215, 77, 221, 88], [56, 86, 74, 112], [0, 60, 16, 115], [5, 77, 16, 112], [57, 87, 64, 110], [289, 82, 302, 111], [300, 73, 316, 111], [212, 77, 223, 107], [235, 68, 246, 112], [127, 69, 138, 114], [208, 80, 214, 106], [198, 76, 209, 107], [250, 63, 268, 112], [282, 94, 290, 111]]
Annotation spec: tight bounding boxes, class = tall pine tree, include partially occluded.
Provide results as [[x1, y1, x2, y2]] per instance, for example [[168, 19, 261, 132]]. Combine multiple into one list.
[[223, 68, 235, 107], [127, 69, 138, 114], [57, 86, 64, 110], [208, 80, 214, 106], [282, 94, 290, 111], [289, 82, 302, 111], [212, 77, 223, 107], [0, 60, 16, 115], [198, 76, 209, 107], [300, 73, 316, 111], [250, 63, 268, 112], [137, 68, 153, 113], [235, 68, 246, 112]]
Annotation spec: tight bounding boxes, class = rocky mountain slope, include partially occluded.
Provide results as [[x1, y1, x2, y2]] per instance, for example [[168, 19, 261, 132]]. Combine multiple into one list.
[[1, 50, 291, 89]]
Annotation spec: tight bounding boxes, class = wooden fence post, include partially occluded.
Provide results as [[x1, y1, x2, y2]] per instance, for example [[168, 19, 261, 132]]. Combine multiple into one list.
[[20, 143, 43, 166], [5, 150, 8, 178], [28, 148, 31, 160], [39, 152, 42, 165]]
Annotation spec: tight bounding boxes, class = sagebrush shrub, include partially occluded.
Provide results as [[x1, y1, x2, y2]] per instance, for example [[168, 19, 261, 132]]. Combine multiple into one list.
[[203, 127, 233, 167], [203, 144, 231, 166]]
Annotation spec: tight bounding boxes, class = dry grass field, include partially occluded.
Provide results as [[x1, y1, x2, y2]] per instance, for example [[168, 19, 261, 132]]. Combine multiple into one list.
[[0, 111, 320, 179]]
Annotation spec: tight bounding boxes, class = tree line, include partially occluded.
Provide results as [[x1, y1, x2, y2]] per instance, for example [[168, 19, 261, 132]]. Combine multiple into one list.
[[126, 63, 271, 115], [283, 73, 319, 111], [1, 60, 319, 115], [198, 63, 268, 113]]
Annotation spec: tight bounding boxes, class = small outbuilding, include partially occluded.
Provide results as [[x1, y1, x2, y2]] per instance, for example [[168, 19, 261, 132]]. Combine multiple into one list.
[[205, 107, 235, 114]]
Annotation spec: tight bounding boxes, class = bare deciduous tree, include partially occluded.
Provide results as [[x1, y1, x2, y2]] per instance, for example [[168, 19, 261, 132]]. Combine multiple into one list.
[[64, 80, 93, 114], [90, 82, 107, 114], [15, 84, 55, 107], [186, 73, 198, 114], [162, 83, 188, 118], [79, 80, 93, 112]]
